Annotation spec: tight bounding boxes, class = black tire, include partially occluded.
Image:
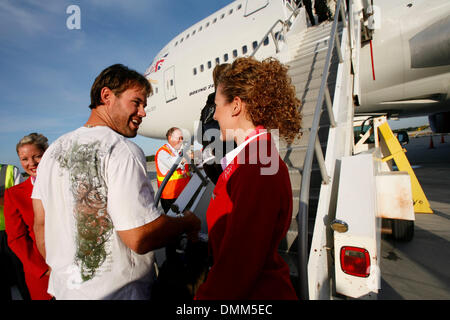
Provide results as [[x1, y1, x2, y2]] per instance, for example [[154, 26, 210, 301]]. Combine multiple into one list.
[[391, 219, 414, 242]]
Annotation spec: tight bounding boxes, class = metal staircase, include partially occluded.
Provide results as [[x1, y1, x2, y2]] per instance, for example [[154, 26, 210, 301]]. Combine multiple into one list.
[[277, 19, 342, 297], [265, 0, 359, 299]]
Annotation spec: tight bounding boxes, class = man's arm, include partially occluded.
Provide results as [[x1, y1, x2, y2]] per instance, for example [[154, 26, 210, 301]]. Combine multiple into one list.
[[32, 199, 46, 259], [118, 211, 200, 255]]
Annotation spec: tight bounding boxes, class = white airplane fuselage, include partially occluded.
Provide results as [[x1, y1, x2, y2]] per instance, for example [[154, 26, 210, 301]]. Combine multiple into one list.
[[139, 0, 450, 139], [140, 0, 290, 139], [357, 0, 450, 117]]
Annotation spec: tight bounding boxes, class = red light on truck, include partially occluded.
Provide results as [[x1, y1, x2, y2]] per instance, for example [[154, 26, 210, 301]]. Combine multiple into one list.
[[340, 246, 370, 277]]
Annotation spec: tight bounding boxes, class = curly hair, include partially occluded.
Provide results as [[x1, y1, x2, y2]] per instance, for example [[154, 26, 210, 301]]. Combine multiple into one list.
[[16, 132, 49, 154], [212, 63, 230, 88], [217, 57, 302, 143]]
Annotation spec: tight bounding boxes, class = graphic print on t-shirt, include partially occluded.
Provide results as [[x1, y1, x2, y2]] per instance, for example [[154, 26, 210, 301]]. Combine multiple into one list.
[[54, 140, 113, 282]]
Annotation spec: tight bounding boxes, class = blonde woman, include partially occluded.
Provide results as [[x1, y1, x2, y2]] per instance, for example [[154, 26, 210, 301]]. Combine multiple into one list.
[[4, 133, 52, 300]]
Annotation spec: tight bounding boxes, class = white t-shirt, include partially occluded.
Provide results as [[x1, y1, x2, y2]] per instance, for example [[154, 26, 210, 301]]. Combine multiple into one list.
[[32, 126, 162, 300]]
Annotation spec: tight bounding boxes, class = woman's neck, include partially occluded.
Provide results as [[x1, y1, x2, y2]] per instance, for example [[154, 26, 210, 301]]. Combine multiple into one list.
[[233, 119, 256, 146]]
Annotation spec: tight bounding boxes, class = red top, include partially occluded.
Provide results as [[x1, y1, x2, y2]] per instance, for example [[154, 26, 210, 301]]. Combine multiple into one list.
[[4, 178, 52, 300], [195, 128, 298, 300]]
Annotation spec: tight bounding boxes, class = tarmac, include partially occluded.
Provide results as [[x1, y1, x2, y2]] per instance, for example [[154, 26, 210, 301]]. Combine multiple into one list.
[[147, 135, 450, 299], [378, 134, 450, 299]]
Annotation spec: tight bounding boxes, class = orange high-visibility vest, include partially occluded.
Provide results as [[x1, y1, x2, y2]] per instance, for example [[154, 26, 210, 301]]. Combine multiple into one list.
[[155, 144, 191, 199]]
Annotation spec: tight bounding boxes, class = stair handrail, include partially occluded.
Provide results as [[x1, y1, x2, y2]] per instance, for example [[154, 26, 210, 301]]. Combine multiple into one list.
[[297, 0, 351, 300], [250, 3, 300, 58]]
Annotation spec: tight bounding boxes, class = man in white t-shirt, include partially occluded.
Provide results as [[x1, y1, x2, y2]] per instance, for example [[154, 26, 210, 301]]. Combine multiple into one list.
[[31, 64, 200, 300]]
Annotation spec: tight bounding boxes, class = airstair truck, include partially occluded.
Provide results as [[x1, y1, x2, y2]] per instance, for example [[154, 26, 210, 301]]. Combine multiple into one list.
[[152, 0, 431, 300]]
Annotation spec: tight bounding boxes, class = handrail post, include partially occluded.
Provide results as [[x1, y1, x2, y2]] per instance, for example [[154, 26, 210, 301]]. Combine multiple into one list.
[[325, 87, 337, 127], [335, 32, 343, 63], [314, 136, 330, 184], [340, 0, 347, 27], [271, 31, 280, 53]]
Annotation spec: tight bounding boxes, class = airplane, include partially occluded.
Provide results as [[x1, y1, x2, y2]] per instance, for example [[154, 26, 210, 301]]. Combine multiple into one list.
[[138, 0, 450, 140]]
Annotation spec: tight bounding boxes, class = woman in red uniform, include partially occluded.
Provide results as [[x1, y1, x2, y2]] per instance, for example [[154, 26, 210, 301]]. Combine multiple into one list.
[[4, 133, 52, 300], [195, 57, 302, 299]]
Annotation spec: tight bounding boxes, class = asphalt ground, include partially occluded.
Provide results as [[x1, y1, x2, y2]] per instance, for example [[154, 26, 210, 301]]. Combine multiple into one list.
[[378, 134, 450, 300], [147, 135, 450, 300]]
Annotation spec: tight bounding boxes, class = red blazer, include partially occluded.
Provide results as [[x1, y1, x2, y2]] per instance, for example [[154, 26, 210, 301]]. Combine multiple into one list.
[[195, 130, 298, 300], [4, 178, 51, 300]]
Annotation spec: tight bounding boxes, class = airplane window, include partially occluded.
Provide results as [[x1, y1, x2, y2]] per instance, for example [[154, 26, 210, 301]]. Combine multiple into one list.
[[200, 64, 204, 72], [264, 37, 269, 46], [233, 49, 238, 58], [170, 80, 173, 86], [175, 41, 178, 46], [199, 26, 202, 31], [155, 87, 158, 94], [213, 18, 217, 23], [206, 22, 210, 27], [192, 30, 196, 35], [186, 34, 190, 39], [208, 61, 212, 69], [242, 45, 248, 54], [193, 68, 197, 75], [238, 4, 242, 10], [224, 53, 229, 62], [180, 38, 184, 43], [229, 9, 233, 14], [253, 41, 258, 50], [221, 13, 225, 19], [215, 57, 220, 65]]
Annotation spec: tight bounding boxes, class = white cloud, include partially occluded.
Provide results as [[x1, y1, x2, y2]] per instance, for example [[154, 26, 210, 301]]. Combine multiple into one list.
[[0, 1, 46, 35]]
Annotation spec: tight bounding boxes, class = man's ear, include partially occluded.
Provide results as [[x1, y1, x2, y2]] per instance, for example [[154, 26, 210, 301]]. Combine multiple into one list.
[[100, 87, 114, 106], [231, 96, 243, 117]]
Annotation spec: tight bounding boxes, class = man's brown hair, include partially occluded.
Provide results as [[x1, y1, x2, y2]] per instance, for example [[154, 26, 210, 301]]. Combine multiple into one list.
[[89, 64, 152, 109]]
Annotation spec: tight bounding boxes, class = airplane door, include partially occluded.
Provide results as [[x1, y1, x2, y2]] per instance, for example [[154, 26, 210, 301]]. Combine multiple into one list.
[[164, 66, 177, 102], [244, 0, 269, 16]]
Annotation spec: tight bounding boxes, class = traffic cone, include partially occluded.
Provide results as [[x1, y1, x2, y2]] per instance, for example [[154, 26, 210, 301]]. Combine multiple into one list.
[[441, 134, 445, 143], [429, 135, 434, 149]]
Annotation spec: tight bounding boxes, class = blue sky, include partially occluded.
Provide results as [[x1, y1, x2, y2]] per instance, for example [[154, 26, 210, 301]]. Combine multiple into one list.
[[0, 0, 428, 171], [0, 0, 232, 170]]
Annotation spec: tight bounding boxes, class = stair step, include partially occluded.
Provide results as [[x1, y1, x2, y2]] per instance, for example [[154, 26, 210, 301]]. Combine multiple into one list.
[[296, 82, 337, 105], [300, 110, 331, 129], [292, 73, 338, 97], [301, 21, 342, 40], [301, 23, 333, 38], [278, 127, 330, 156], [288, 54, 339, 78], [302, 25, 342, 44]]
